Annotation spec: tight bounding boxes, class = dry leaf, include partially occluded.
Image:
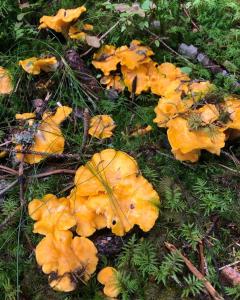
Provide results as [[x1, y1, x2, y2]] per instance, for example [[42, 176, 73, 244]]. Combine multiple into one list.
[[86, 35, 100, 48]]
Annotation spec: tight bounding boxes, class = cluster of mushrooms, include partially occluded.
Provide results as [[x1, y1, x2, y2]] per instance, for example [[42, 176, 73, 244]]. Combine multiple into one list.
[[1, 4, 240, 298], [28, 148, 160, 294], [92, 41, 240, 162]]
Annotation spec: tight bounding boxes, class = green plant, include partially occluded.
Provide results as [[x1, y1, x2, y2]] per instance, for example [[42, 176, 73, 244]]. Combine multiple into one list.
[[181, 274, 204, 298]]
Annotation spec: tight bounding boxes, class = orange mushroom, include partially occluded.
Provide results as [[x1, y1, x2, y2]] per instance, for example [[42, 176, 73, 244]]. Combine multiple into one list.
[[87, 174, 160, 236], [28, 194, 76, 235], [15, 112, 36, 120], [0, 66, 13, 95], [100, 75, 125, 92], [116, 40, 154, 70], [73, 149, 138, 197], [39, 6, 86, 33], [69, 149, 160, 236], [15, 106, 72, 164], [68, 189, 106, 237], [121, 60, 157, 95], [68, 26, 86, 40], [92, 45, 120, 76], [88, 115, 116, 139], [130, 125, 152, 136], [97, 267, 120, 298], [19, 57, 58, 75], [36, 230, 98, 292], [167, 117, 226, 162]]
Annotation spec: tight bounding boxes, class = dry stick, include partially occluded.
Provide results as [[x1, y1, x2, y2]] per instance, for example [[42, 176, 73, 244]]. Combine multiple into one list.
[[80, 108, 90, 153], [0, 179, 18, 197], [0, 164, 18, 175], [181, 4, 200, 31], [219, 261, 240, 271], [0, 147, 81, 160], [145, 28, 192, 64], [165, 242, 224, 300], [80, 20, 120, 58], [199, 241, 207, 276], [29, 169, 75, 179]]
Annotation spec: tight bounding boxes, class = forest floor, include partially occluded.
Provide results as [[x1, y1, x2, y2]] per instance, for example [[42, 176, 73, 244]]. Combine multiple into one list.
[[0, 1, 240, 299]]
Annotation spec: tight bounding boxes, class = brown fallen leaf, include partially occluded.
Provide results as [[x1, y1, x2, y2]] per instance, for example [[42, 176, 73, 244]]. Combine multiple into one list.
[[86, 35, 100, 48]]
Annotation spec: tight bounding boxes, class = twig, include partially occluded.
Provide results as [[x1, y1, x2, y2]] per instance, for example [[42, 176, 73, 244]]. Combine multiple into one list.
[[199, 241, 207, 276], [80, 20, 120, 58], [0, 147, 81, 160], [0, 179, 18, 197], [0, 141, 12, 147], [145, 28, 192, 64], [0, 165, 18, 175], [219, 261, 240, 271], [181, 4, 200, 30], [165, 242, 224, 300], [29, 169, 75, 179], [80, 108, 90, 153]]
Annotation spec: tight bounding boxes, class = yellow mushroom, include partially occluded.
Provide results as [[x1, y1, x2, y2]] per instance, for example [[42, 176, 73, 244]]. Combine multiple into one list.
[[98, 267, 120, 298], [88, 115, 116, 139], [28, 194, 76, 235], [16, 106, 72, 164], [36, 230, 98, 292], [19, 57, 58, 75], [39, 6, 86, 33], [0, 66, 13, 95]]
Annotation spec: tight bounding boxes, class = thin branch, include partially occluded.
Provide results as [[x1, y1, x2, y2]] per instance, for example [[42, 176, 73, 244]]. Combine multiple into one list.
[[145, 28, 192, 64], [0, 165, 18, 175], [165, 242, 224, 300], [29, 169, 75, 179], [0, 147, 81, 160], [0, 179, 18, 197]]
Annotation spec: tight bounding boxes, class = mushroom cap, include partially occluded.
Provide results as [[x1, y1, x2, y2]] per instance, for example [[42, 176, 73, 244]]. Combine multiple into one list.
[[36, 230, 98, 292], [153, 94, 193, 127], [39, 6, 86, 32], [74, 149, 138, 197], [0, 66, 13, 95], [83, 23, 93, 31], [68, 188, 106, 237], [28, 194, 76, 235], [16, 106, 72, 164], [97, 267, 120, 298], [92, 45, 120, 76], [121, 60, 157, 95], [100, 75, 125, 92], [68, 26, 86, 40], [49, 273, 76, 292], [15, 112, 36, 120], [87, 174, 160, 236], [172, 149, 201, 163], [198, 104, 219, 124], [19, 57, 58, 75], [116, 40, 154, 70], [167, 117, 226, 158], [150, 63, 189, 97], [88, 115, 116, 139], [224, 97, 240, 130]]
